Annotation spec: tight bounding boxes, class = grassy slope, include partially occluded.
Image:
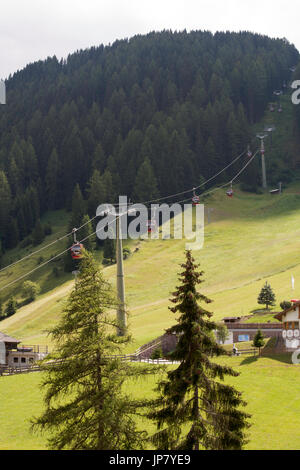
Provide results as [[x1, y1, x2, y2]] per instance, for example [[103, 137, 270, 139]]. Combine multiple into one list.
[[2, 188, 300, 349]]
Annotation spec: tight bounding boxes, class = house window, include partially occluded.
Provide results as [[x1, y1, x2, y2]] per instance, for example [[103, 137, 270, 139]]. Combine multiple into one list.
[[21, 357, 26, 363], [13, 357, 18, 363], [29, 357, 34, 363]]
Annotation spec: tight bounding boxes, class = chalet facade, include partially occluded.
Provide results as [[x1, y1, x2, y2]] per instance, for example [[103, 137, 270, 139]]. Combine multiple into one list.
[[274, 300, 300, 349], [223, 322, 282, 344], [0, 331, 48, 370]]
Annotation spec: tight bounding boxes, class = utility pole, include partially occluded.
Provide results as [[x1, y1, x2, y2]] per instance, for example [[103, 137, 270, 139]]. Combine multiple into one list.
[[264, 125, 275, 148], [101, 200, 135, 336], [256, 133, 268, 189], [115, 212, 126, 336]]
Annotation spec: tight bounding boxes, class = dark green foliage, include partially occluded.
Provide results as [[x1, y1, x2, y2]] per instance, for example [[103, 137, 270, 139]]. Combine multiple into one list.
[[257, 281, 276, 310], [22, 280, 41, 302], [77, 214, 94, 252], [280, 300, 292, 310], [5, 217, 19, 249], [68, 185, 86, 231], [252, 329, 265, 355], [151, 347, 163, 360], [32, 251, 156, 450], [103, 237, 116, 263], [133, 157, 159, 202], [44, 223, 52, 236], [0, 30, 298, 252], [5, 297, 17, 318], [123, 247, 131, 260], [32, 220, 45, 246], [148, 251, 250, 450]]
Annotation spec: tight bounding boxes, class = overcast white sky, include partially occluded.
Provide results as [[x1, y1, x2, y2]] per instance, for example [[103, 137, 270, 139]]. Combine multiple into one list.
[[1, 0, 299, 79]]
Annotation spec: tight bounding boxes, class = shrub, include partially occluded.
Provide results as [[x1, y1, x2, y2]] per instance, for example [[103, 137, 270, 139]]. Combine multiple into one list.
[[22, 280, 41, 302], [44, 223, 52, 236], [123, 248, 131, 260], [151, 347, 163, 359], [280, 300, 292, 310]]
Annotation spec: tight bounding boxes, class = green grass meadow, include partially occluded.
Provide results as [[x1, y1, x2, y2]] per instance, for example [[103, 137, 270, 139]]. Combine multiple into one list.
[[1, 355, 300, 450]]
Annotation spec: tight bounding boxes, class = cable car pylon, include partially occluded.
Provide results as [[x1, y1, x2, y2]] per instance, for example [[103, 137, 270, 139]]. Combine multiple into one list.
[[256, 133, 268, 189]]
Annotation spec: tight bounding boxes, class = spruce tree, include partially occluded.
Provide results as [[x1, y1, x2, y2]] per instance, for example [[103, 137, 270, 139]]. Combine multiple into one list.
[[45, 148, 61, 210], [133, 157, 159, 202], [32, 251, 155, 449], [103, 237, 116, 263], [86, 169, 106, 217], [252, 329, 265, 355], [257, 281, 276, 310], [68, 184, 86, 230], [32, 220, 45, 246], [78, 214, 94, 252], [5, 297, 17, 318], [148, 250, 250, 450]]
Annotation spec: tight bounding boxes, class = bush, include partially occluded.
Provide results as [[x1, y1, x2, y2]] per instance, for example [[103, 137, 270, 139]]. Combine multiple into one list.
[[280, 300, 292, 310], [240, 182, 262, 194], [151, 347, 163, 359], [20, 237, 32, 248], [123, 247, 131, 260], [22, 280, 41, 302], [44, 223, 52, 236], [52, 266, 60, 277], [5, 297, 17, 318]]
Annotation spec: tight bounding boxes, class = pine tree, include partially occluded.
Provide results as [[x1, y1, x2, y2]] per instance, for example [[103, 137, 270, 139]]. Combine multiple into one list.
[[257, 281, 276, 310], [148, 250, 250, 450], [32, 219, 45, 246], [68, 184, 86, 230], [32, 251, 155, 450], [133, 157, 159, 202], [86, 169, 106, 217], [5, 217, 19, 249], [103, 237, 116, 263], [45, 148, 61, 210], [78, 214, 94, 252], [5, 297, 17, 318], [0, 171, 12, 240], [252, 329, 265, 355]]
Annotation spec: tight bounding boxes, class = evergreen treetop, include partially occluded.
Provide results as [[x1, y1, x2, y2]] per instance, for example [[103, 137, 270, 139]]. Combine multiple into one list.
[[257, 281, 276, 310]]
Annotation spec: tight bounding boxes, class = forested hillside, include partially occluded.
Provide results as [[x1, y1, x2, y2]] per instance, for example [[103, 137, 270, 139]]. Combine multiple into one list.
[[0, 30, 299, 260]]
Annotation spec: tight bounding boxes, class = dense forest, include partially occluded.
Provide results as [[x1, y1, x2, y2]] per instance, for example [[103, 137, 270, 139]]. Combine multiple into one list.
[[0, 30, 299, 259]]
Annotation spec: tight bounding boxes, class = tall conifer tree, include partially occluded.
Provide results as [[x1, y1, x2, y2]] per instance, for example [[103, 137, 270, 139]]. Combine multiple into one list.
[[32, 251, 155, 450], [148, 251, 250, 450]]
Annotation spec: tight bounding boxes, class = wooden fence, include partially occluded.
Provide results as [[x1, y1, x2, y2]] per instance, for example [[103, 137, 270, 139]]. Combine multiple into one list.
[[0, 349, 258, 376]]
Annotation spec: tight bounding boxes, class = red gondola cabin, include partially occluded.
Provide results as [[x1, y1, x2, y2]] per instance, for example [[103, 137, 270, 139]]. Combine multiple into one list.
[[71, 243, 84, 259]]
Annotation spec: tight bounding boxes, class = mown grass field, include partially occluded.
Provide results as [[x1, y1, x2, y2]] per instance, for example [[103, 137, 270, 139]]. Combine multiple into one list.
[[1, 354, 300, 450]]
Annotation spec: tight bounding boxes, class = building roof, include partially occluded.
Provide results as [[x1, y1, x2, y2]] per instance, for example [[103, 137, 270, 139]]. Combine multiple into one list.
[[274, 301, 300, 322], [0, 332, 20, 344]]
